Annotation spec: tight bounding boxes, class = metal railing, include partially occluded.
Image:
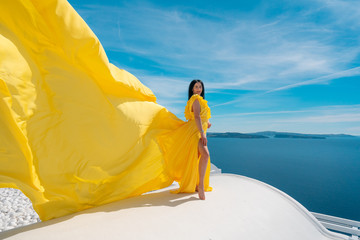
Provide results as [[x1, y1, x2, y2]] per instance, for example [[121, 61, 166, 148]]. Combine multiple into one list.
[[312, 212, 360, 240]]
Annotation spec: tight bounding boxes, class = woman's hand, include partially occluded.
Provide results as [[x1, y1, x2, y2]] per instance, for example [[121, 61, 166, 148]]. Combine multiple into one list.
[[207, 121, 212, 128], [201, 132, 207, 146]]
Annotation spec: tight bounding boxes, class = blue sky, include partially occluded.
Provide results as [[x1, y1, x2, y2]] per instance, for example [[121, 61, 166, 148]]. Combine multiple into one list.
[[69, 0, 360, 135]]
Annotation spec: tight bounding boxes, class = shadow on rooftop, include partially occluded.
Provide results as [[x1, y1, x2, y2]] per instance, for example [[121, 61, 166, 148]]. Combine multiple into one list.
[[0, 186, 198, 238]]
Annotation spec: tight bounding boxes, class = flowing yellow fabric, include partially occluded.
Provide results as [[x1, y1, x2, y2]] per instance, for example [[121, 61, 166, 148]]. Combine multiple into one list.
[[0, 0, 212, 221]]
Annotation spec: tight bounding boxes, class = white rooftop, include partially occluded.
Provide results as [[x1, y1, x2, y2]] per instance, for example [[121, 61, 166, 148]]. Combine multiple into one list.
[[0, 174, 348, 240]]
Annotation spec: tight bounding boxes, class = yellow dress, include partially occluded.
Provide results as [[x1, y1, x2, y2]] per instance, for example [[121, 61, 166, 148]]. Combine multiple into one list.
[[0, 0, 211, 220], [159, 94, 213, 194]]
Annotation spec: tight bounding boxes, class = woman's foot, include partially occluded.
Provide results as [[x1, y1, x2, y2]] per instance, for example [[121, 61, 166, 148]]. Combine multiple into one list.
[[198, 185, 205, 200]]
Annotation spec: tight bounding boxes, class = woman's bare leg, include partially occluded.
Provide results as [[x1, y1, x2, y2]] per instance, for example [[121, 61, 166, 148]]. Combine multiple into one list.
[[198, 139, 210, 200], [195, 150, 201, 192]]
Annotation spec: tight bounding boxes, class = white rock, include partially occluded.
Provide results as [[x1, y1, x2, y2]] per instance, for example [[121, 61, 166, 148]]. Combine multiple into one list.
[[0, 188, 41, 232], [6, 225, 14, 230]]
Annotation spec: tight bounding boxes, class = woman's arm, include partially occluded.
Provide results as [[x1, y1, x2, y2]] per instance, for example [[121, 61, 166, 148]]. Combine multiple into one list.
[[193, 99, 207, 146]]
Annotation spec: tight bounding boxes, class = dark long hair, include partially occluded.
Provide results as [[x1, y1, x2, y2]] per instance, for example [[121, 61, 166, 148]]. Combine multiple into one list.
[[188, 79, 205, 100]]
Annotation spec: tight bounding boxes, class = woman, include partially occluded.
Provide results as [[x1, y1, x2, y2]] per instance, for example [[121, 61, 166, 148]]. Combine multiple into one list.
[[187, 79, 212, 200], [162, 79, 213, 199]]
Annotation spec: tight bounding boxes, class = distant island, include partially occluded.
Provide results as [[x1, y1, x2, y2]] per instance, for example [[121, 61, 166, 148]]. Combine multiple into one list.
[[207, 132, 268, 139], [207, 131, 357, 139]]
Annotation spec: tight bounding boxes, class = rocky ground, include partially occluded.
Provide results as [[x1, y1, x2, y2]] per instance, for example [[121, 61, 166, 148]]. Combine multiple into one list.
[[0, 188, 40, 232]]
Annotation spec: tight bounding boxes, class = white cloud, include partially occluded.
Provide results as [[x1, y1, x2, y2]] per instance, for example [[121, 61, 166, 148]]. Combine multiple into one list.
[[276, 113, 360, 123], [266, 66, 360, 93], [213, 109, 313, 118], [71, 1, 360, 134], [317, 0, 360, 28], [75, 2, 360, 92], [214, 104, 360, 117], [210, 104, 360, 134]]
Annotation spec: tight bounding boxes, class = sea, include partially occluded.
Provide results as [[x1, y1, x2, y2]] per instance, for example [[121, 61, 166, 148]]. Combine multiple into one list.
[[207, 137, 360, 222]]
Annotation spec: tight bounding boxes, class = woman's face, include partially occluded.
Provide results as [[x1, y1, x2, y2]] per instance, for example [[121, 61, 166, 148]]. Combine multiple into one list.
[[192, 82, 203, 95]]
